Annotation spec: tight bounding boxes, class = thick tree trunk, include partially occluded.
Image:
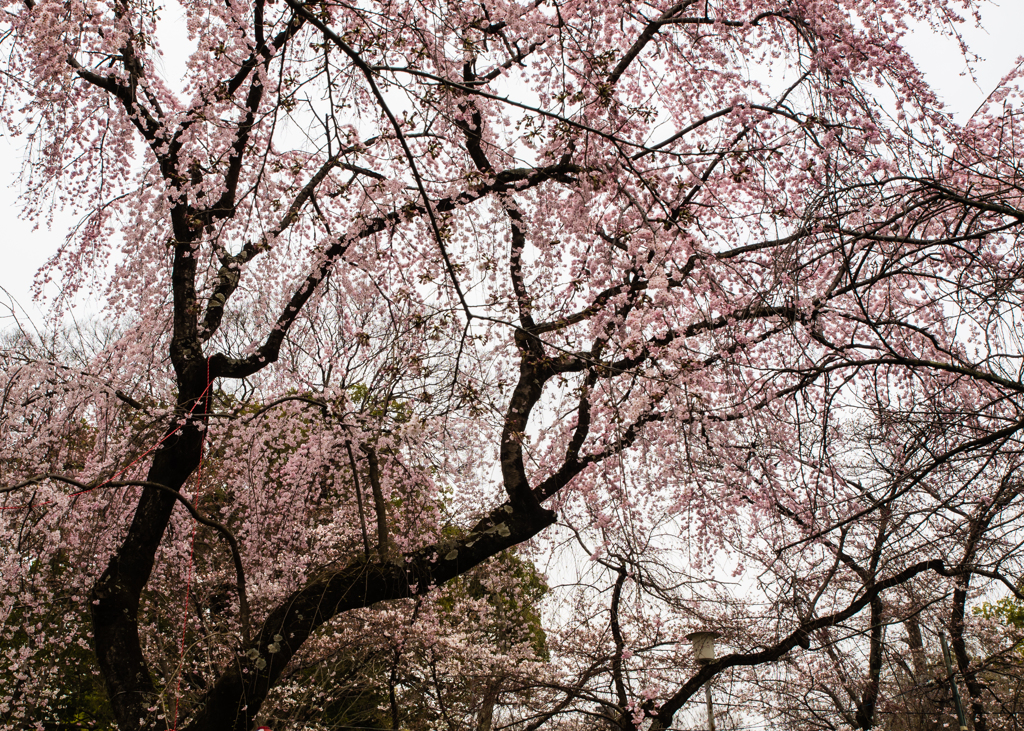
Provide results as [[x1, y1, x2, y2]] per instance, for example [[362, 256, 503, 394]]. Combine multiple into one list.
[[951, 578, 988, 731], [854, 596, 885, 730], [91, 413, 206, 729]]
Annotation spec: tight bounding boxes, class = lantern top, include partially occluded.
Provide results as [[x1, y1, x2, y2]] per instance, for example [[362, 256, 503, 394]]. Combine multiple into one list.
[[686, 630, 723, 663]]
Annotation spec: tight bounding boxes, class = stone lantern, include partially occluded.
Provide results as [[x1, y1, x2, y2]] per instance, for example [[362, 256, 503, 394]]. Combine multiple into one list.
[[686, 630, 722, 731]]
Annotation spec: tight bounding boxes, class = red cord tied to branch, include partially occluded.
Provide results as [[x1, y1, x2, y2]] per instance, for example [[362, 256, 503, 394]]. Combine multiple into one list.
[[172, 356, 214, 731]]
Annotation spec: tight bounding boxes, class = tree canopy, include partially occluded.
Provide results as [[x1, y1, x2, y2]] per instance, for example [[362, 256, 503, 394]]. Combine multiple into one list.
[[3, 0, 1024, 730]]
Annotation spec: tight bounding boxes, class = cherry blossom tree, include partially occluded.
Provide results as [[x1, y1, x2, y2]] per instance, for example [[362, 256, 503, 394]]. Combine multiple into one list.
[[4, 0, 1024, 730]]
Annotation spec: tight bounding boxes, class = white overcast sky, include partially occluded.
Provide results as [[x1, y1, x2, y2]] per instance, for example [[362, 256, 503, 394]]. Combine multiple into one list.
[[1, 2, 1022, 322]]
